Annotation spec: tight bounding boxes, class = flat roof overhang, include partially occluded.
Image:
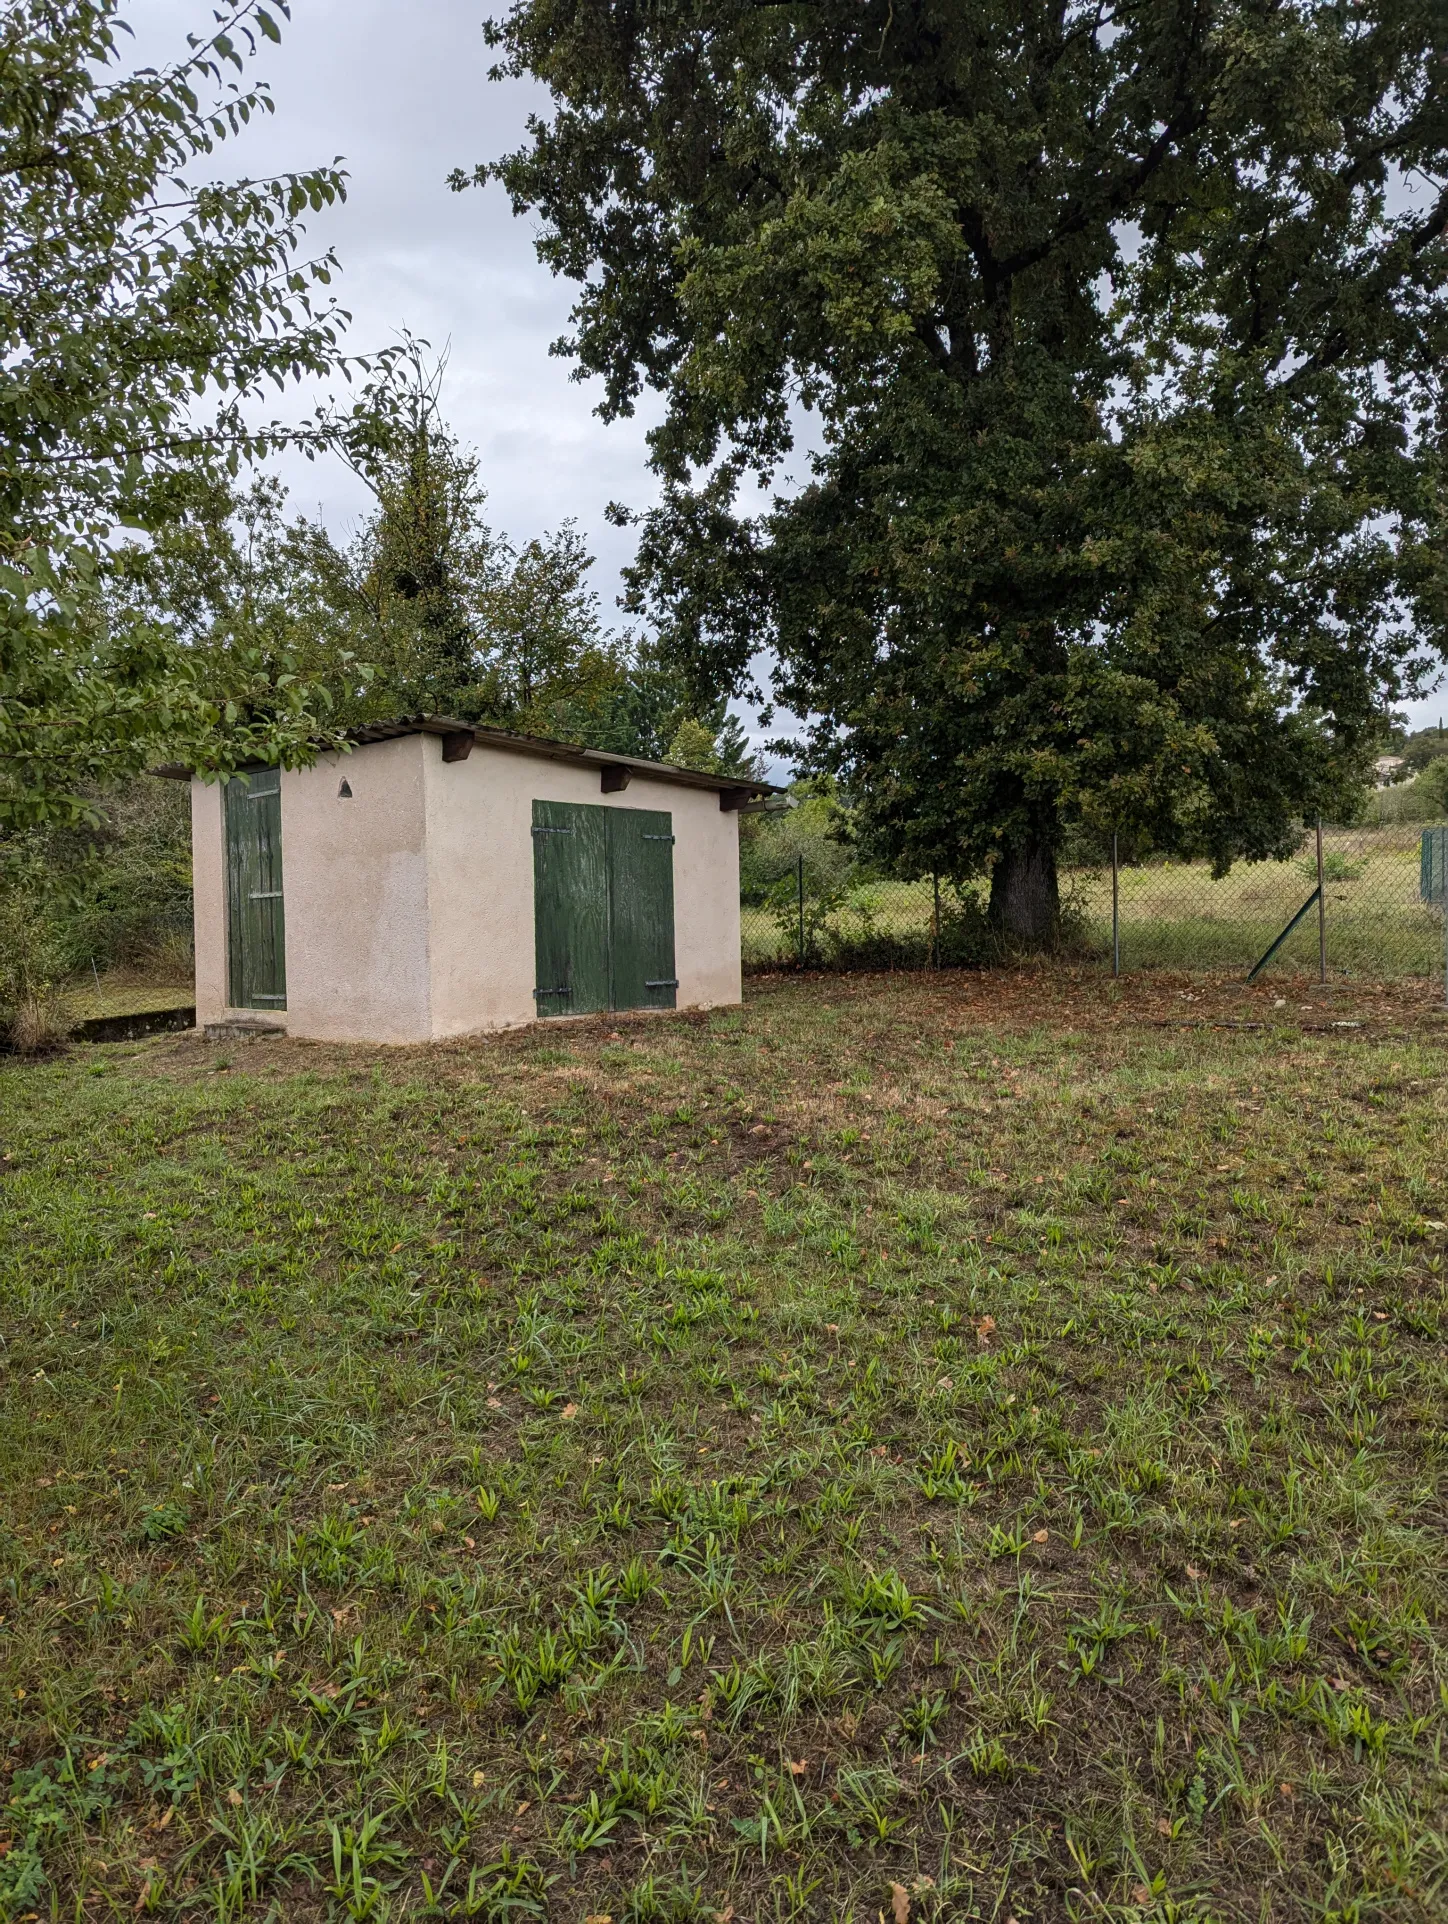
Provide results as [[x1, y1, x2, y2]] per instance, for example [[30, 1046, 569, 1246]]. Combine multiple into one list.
[[154, 715, 781, 810]]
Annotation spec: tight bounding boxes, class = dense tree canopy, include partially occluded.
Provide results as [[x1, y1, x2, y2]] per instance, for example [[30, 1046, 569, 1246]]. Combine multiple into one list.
[[0, 0, 363, 834], [471, 0, 1448, 938], [119, 349, 757, 768]]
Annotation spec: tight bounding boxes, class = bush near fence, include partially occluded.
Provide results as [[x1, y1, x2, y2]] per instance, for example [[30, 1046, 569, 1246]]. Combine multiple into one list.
[[741, 819, 1448, 980]]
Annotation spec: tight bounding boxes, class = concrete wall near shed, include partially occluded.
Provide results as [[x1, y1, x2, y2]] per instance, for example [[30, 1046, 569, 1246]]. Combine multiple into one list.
[[191, 733, 743, 1044]]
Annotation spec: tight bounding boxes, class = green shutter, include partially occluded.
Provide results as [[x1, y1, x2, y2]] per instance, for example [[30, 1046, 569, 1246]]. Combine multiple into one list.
[[532, 800, 611, 1016], [224, 771, 287, 1011], [531, 800, 678, 1018], [609, 809, 677, 1011]]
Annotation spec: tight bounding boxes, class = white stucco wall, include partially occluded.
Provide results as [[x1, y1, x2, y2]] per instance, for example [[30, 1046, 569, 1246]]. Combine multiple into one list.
[[422, 741, 743, 1038], [191, 778, 227, 1028], [191, 732, 744, 1043], [281, 736, 433, 1043]]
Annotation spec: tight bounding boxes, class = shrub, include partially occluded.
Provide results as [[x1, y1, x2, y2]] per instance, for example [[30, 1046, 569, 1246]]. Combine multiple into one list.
[[0, 852, 71, 1051]]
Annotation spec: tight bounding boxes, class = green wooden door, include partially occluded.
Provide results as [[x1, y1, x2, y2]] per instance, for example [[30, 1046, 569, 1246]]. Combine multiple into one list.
[[532, 800, 611, 1016], [531, 801, 677, 1017], [224, 770, 287, 1011], [609, 809, 677, 1011]]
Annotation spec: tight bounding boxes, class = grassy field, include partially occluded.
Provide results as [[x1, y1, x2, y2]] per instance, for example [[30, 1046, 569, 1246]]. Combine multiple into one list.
[[741, 824, 1448, 977], [59, 975, 197, 1026], [1, 971, 1445, 1922]]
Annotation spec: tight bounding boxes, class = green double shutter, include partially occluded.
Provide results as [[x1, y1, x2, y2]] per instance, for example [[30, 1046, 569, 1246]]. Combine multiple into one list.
[[224, 770, 287, 1011], [532, 800, 611, 1016], [532, 801, 677, 1017]]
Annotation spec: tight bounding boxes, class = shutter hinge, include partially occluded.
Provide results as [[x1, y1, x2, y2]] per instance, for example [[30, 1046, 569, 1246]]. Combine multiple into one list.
[[534, 986, 571, 998], [248, 891, 283, 900], [645, 978, 679, 989], [531, 825, 575, 836], [642, 834, 675, 843]]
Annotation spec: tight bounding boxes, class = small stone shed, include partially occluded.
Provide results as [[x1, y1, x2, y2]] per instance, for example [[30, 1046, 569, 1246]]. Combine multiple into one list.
[[171, 718, 774, 1044]]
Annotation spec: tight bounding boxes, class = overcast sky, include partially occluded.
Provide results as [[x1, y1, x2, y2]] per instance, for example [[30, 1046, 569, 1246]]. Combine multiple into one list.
[[137, 2, 1445, 754], [139, 2, 664, 587]]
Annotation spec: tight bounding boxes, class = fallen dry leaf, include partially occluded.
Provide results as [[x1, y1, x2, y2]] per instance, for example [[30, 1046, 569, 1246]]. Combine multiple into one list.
[[1156, 1816, 1172, 1835], [787, 1758, 807, 1775], [1133, 1886, 1152, 1906], [1032, 1528, 1049, 1543], [974, 1315, 996, 1347], [560, 1402, 579, 1420], [890, 1883, 911, 1924], [1185, 1564, 1205, 1580]]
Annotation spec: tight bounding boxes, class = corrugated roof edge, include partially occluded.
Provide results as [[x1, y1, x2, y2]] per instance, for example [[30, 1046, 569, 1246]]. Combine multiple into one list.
[[154, 715, 780, 797]]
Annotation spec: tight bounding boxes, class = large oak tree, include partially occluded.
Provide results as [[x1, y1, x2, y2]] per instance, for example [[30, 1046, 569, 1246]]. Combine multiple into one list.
[[468, 0, 1448, 939]]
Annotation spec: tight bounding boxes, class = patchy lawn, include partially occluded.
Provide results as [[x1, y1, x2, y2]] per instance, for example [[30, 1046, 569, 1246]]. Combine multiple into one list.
[[60, 973, 196, 1026], [1, 970, 1445, 1922]]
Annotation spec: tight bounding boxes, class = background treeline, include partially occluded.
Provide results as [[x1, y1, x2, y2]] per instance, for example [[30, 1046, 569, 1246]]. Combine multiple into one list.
[[1363, 728, 1448, 824]]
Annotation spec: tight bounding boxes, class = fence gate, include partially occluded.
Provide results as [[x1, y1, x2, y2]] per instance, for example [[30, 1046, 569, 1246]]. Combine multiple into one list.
[[1421, 827, 1448, 905], [224, 770, 287, 1011], [532, 800, 677, 1016]]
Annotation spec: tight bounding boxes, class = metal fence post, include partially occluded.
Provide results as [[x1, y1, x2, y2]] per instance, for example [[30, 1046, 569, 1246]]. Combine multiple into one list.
[[1316, 817, 1326, 983], [796, 853, 805, 968], [932, 873, 941, 969], [1111, 832, 1120, 978]]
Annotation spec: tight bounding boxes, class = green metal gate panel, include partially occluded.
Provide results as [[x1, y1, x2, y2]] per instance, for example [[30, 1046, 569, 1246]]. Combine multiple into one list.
[[532, 800, 611, 1016], [223, 770, 287, 1011], [1421, 827, 1448, 905], [609, 809, 677, 1011]]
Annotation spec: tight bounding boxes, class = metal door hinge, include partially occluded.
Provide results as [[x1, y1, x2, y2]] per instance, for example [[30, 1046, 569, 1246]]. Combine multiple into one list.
[[645, 978, 679, 989], [642, 834, 675, 842], [532, 825, 575, 836], [248, 891, 283, 900], [534, 986, 571, 998]]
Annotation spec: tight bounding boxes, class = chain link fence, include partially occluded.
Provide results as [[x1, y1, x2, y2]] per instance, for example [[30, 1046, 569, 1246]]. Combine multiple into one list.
[[741, 819, 1448, 986]]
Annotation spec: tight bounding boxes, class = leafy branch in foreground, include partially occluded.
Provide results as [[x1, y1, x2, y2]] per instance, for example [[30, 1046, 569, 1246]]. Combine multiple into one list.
[[0, 0, 382, 831]]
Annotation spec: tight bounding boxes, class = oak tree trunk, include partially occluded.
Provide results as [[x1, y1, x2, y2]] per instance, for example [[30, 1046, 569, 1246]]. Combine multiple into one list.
[[988, 837, 1060, 948]]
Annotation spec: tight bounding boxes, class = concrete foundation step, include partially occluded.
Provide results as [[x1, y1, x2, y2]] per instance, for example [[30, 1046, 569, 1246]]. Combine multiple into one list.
[[203, 1017, 286, 1042]]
